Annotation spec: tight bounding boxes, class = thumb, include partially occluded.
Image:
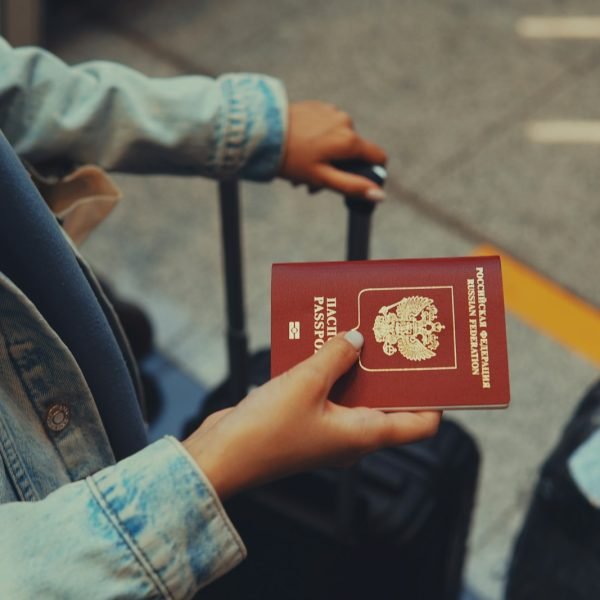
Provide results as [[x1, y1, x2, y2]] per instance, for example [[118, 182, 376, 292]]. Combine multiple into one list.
[[299, 330, 364, 391]]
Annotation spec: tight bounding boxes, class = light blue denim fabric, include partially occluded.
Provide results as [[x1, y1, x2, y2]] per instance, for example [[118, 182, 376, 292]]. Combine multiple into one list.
[[0, 34, 288, 597], [0, 436, 246, 599], [0, 36, 287, 180], [569, 429, 600, 509], [0, 270, 246, 597]]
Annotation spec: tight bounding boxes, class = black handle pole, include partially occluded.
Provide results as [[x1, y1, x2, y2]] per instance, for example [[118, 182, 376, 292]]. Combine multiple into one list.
[[342, 162, 387, 261], [334, 161, 387, 541], [218, 179, 249, 404], [346, 198, 376, 261]]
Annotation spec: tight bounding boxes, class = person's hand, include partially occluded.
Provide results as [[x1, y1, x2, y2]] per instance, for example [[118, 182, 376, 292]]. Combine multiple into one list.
[[183, 331, 441, 500], [279, 101, 388, 201]]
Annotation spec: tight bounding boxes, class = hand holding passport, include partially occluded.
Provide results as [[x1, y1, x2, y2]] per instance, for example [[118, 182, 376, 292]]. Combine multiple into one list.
[[188, 254, 508, 498], [185, 331, 440, 499], [272, 255, 510, 411]]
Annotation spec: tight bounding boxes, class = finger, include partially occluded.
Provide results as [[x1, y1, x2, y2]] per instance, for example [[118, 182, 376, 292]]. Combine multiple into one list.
[[321, 101, 340, 113], [377, 411, 442, 445], [296, 331, 364, 392], [335, 110, 354, 129], [332, 136, 388, 166], [363, 139, 387, 165], [313, 164, 385, 200], [334, 406, 441, 449]]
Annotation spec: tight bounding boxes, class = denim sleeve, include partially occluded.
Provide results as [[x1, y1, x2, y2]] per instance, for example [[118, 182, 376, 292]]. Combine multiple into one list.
[[0, 436, 246, 599], [568, 429, 600, 509], [0, 36, 287, 181]]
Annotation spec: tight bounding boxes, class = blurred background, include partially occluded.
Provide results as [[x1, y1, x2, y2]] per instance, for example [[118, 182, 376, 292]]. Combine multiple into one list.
[[2, 1, 600, 598]]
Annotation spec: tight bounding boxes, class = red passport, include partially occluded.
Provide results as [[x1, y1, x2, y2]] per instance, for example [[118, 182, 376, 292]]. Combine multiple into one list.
[[271, 256, 510, 410]]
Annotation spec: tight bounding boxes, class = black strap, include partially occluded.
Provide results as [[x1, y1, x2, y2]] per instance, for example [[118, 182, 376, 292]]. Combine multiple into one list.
[[0, 131, 147, 460]]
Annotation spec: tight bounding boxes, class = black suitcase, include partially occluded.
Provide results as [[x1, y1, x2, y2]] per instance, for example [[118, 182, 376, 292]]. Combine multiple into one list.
[[191, 163, 480, 600]]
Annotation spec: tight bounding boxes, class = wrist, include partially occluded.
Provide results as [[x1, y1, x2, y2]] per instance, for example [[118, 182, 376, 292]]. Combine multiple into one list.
[[182, 436, 229, 500], [182, 428, 257, 501]]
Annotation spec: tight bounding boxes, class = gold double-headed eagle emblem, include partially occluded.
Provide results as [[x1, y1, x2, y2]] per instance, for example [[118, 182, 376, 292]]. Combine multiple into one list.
[[372, 296, 445, 361]]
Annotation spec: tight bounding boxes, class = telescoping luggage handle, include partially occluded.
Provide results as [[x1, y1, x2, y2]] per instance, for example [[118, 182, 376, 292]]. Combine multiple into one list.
[[336, 160, 387, 261], [326, 160, 388, 541], [218, 178, 249, 406], [217, 161, 387, 406], [218, 163, 387, 544]]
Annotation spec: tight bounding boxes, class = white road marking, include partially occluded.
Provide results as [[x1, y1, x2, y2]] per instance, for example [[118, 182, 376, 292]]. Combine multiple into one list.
[[526, 120, 600, 143], [517, 16, 600, 39]]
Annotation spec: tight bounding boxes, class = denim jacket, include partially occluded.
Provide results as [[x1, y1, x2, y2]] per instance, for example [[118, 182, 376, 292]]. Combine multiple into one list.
[[0, 37, 287, 598]]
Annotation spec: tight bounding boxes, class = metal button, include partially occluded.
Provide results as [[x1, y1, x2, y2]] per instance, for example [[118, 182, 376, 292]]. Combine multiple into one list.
[[46, 404, 70, 432]]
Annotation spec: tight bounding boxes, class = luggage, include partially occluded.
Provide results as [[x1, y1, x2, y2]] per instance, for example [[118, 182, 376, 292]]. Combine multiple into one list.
[[202, 419, 479, 600], [190, 162, 480, 600], [505, 379, 600, 600]]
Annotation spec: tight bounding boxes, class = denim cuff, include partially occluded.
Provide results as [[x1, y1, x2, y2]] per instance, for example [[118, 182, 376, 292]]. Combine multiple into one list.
[[216, 73, 288, 181], [87, 436, 246, 599]]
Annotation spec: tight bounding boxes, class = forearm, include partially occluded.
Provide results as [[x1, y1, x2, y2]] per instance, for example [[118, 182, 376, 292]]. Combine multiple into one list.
[[0, 437, 245, 599], [0, 37, 287, 180]]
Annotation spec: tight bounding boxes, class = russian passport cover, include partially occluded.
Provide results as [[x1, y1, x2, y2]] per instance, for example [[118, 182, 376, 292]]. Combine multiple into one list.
[[271, 256, 510, 410]]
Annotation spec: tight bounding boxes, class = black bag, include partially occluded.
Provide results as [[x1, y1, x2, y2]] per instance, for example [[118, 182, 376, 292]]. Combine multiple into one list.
[[191, 163, 480, 600], [202, 419, 479, 600], [505, 379, 600, 600]]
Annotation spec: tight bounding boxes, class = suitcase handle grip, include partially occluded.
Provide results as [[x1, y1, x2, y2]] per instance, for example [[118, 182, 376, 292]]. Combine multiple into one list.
[[331, 160, 387, 261]]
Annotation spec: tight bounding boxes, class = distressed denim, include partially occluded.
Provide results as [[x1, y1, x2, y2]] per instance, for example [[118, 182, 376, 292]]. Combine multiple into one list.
[[0, 36, 287, 180], [0, 437, 246, 599], [0, 270, 247, 598], [0, 33, 289, 598]]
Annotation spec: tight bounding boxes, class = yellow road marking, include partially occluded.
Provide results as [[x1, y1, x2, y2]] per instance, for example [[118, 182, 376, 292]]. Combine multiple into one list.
[[474, 245, 600, 368]]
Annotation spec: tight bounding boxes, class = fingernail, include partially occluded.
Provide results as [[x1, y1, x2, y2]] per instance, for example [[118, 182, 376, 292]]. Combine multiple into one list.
[[344, 329, 364, 350], [365, 188, 385, 201]]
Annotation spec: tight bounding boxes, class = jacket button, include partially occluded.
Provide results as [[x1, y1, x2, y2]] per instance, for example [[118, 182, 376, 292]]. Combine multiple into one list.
[[46, 404, 71, 432]]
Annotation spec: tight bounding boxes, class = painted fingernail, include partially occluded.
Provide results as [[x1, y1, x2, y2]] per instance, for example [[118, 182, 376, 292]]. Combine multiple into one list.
[[344, 329, 364, 350], [365, 188, 385, 201]]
